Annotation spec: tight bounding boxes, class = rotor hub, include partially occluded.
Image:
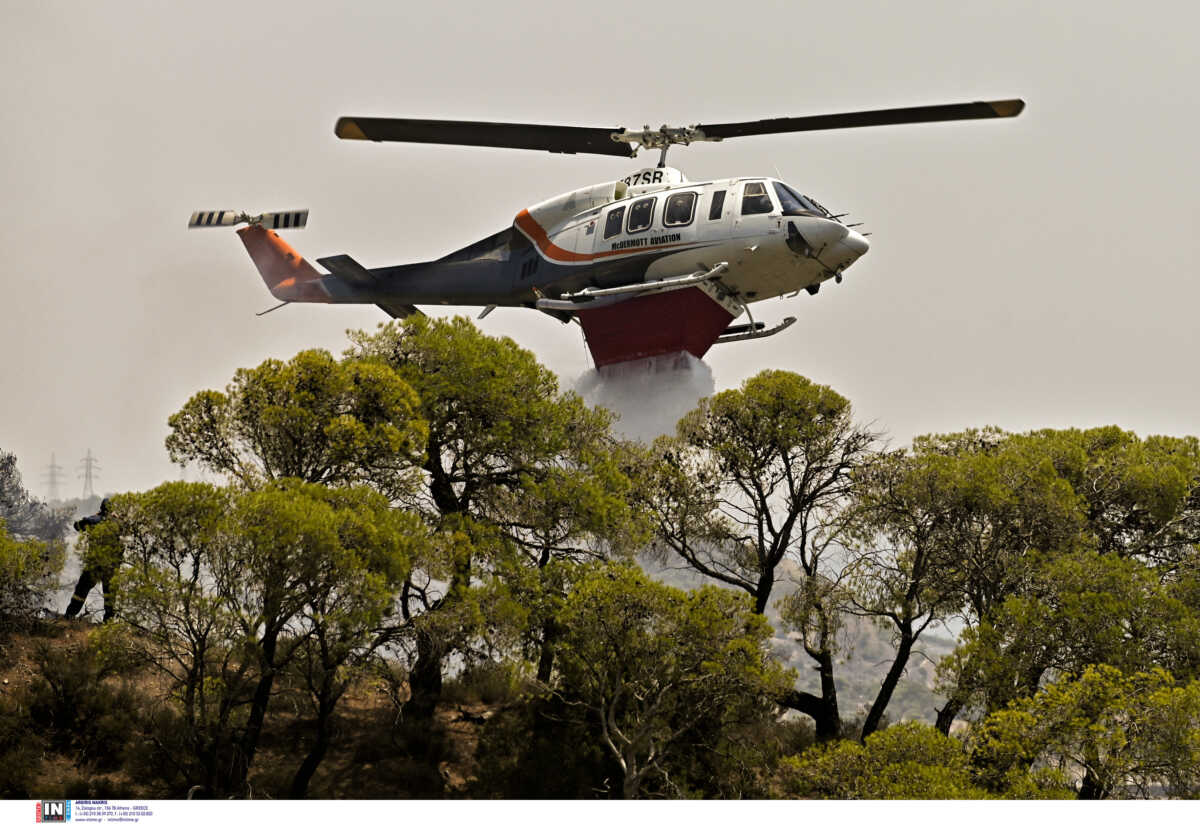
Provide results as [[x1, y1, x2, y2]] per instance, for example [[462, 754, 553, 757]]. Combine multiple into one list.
[[610, 124, 721, 155]]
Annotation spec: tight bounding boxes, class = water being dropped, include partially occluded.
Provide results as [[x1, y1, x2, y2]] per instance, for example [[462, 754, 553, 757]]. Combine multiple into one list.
[[575, 352, 715, 441]]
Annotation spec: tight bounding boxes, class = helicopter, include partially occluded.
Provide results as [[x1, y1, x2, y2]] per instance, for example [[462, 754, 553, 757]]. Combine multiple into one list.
[[190, 99, 1024, 368]]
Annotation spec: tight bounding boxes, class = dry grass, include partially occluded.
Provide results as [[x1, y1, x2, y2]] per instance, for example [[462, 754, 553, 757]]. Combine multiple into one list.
[[0, 618, 89, 695], [2, 618, 500, 799]]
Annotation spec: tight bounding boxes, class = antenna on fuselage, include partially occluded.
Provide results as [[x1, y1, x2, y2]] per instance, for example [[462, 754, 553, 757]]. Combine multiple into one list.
[[255, 300, 291, 316]]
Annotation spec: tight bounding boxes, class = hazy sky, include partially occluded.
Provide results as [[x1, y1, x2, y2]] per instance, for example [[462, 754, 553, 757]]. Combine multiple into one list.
[[2, 0, 1197, 498]]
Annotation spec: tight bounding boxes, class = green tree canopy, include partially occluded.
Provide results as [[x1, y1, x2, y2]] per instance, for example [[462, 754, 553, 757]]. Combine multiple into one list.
[[0, 450, 68, 627], [347, 316, 650, 708], [907, 428, 1200, 730], [647, 369, 879, 739], [778, 720, 1069, 799], [969, 664, 1200, 798], [838, 448, 976, 739], [940, 550, 1200, 718], [96, 480, 420, 796], [346, 316, 644, 553], [553, 563, 789, 798], [876, 429, 1089, 731], [1, 450, 70, 541], [165, 349, 427, 496], [1012, 427, 1200, 564], [0, 519, 64, 628]]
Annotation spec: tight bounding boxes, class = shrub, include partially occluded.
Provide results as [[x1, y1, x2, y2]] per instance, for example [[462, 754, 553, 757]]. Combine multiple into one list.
[[778, 721, 993, 799], [0, 520, 65, 630], [442, 660, 530, 705], [25, 640, 141, 771], [0, 692, 40, 798], [471, 694, 616, 799]]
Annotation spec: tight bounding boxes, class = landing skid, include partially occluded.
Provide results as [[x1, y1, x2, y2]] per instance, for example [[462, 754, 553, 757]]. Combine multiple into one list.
[[714, 316, 797, 344]]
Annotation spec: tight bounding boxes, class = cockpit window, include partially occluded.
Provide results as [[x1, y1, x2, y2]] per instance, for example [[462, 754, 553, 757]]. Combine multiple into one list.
[[741, 181, 773, 215], [774, 182, 825, 217], [604, 205, 625, 239], [627, 197, 655, 233], [807, 195, 835, 219], [663, 192, 697, 227]]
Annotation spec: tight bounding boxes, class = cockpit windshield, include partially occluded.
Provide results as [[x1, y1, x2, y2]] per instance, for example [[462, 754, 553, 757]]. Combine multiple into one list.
[[773, 182, 828, 218]]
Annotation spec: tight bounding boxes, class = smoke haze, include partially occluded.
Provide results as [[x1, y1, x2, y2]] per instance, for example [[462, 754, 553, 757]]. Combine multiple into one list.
[[5, 2, 1200, 495]]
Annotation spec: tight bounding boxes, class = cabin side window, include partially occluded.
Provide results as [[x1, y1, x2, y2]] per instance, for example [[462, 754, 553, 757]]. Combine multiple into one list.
[[603, 205, 626, 239], [626, 197, 655, 233], [741, 181, 774, 215], [708, 190, 726, 220], [663, 192, 697, 227]]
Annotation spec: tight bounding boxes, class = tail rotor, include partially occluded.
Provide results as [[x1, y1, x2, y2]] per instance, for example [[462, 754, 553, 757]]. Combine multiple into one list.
[[188, 209, 309, 230], [188, 208, 326, 304]]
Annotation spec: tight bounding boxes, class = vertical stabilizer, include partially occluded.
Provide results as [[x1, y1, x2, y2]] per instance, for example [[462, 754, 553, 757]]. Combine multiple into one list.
[[236, 224, 330, 303]]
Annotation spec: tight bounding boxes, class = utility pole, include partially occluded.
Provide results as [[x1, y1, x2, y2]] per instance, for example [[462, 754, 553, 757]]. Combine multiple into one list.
[[43, 453, 66, 501], [79, 449, 100, 499]]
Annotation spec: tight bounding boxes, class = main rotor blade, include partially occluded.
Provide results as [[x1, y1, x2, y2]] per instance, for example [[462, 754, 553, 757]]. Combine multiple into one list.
[[335, 117, 636, 157], [696, 99, 1024, 140]]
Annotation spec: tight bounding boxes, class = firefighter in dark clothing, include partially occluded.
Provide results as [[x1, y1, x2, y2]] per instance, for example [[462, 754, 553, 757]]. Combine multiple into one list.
[[65, 498, 118, 621]]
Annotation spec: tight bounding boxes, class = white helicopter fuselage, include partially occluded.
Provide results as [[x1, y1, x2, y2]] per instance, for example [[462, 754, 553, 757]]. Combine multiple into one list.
[[496, 166, 869, 365], [514, 166, 868, 314], [210, 165, 870, 367]]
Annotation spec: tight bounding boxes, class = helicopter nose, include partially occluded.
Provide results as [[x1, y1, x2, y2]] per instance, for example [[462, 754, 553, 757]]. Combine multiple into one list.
[[785, 218, 868, 270], [795, 217, 847, 249], [786, 217, 846, 258], [838, 229, 869, 260], [821, 229, 869, 272]]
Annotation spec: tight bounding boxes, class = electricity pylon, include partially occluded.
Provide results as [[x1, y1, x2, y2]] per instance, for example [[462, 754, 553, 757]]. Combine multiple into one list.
[[79, 449, 100, 499], [43, 453, 66, 501]]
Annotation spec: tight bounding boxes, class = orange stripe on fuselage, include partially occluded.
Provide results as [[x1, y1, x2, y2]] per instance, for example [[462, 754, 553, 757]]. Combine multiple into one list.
[[514, 210, 593, 262], [513, 209, 705, 264]]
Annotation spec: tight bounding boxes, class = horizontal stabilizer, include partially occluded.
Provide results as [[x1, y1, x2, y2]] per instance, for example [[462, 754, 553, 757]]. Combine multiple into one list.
[[188, 209, 309, 230], [376, 300, 421, 319], [316, 254, 377, 287]]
